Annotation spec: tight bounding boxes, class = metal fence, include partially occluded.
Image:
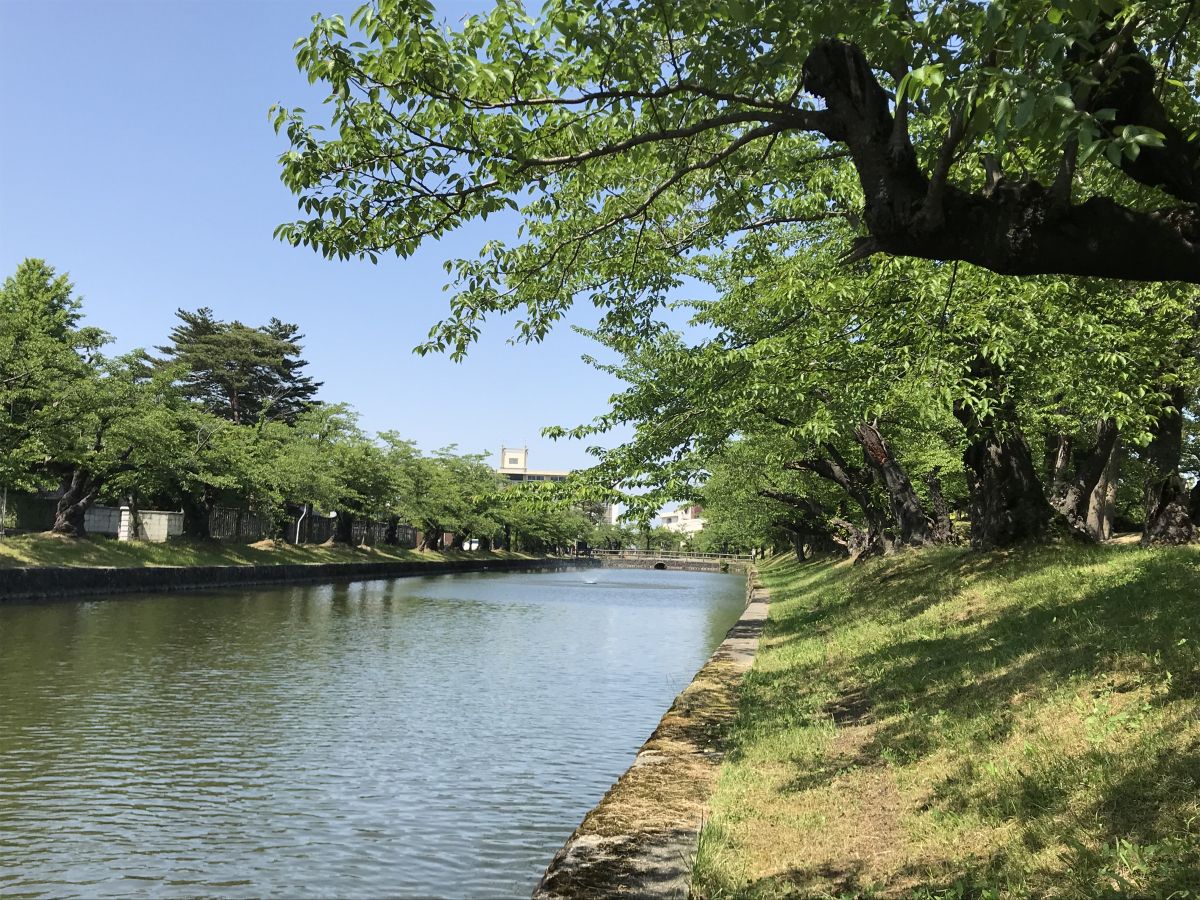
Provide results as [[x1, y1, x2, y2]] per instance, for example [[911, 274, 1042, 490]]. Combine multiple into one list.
[[207, 507, 273, 542]]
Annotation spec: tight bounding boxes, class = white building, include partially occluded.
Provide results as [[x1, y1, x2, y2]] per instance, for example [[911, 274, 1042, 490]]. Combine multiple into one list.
[[659, 504, 706, 535]]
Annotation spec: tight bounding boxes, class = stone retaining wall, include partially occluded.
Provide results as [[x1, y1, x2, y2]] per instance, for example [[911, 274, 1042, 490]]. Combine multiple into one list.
[[0, 557, 591, 603], [533, 569, 769, 899], [591, 558, 749, 574]]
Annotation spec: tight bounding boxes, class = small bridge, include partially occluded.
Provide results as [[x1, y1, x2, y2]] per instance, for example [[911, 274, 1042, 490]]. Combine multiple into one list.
[[584, 549, 753, 573]]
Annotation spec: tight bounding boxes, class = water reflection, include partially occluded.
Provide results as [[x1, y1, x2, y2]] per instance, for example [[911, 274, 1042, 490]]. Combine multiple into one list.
[[0, 569, 745, 898]]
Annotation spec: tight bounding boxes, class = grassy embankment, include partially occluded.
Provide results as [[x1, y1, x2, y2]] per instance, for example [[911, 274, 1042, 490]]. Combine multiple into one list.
[[0, 533, 531, 569], [695, 544, 1200, 899]]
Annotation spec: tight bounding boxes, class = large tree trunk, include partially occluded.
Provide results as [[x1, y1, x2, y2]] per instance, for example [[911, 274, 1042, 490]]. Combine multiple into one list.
[[180, 490, 215, 540], [924, 469, 956, 544], [1142, 388, 1194, 546], [333, 510, 355, 544], [1051, 419, 1121, 538], [953, 361, 1054, 549], [829, 518, 868, 557], [853, 422, 934, 546], [51, 468, 103, 538], [1086, 437, 1121, 542], [477, 534, 492, 552], [419, 523, 442, 551], [448, 531, 466, 551], [790, 444, 893, 560], [957, 428, 1052, 549]]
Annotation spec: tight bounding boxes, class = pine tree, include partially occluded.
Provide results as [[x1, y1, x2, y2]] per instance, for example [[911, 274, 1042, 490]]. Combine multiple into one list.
[[157, 308, 320, 425]]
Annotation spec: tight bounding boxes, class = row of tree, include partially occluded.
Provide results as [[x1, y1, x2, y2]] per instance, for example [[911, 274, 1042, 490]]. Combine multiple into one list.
[[559, 246, 1199, 557], [0, 259, 599, 551], [266, 0, 1200, 559]]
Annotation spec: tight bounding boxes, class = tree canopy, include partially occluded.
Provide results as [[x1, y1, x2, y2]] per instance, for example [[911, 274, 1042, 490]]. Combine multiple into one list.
[[1, 259, 598, 549], [157, 307, 321, 425], [274, 0, 1200, 362]]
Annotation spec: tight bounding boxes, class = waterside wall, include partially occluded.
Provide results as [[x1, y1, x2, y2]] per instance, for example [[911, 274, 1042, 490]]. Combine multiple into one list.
[[534, 569, 769, 899], [0, 557, 592, 603]]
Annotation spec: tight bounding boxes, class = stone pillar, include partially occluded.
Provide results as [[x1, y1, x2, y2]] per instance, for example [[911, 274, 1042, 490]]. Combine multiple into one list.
[[118, 506, 133, 542]]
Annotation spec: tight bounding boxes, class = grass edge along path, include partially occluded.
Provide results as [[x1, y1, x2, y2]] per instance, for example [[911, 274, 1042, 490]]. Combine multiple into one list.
[[0, 533, 533, 570], [692, 544, 1200, 899]]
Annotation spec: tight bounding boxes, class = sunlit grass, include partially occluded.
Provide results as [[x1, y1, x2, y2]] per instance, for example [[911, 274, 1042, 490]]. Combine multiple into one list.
[[0, 533, 531, 569], [694, 544, 1200, 898]]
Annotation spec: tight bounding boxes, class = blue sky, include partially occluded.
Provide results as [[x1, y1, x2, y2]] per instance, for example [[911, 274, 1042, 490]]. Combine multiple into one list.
[[0, 0, 689, 471]]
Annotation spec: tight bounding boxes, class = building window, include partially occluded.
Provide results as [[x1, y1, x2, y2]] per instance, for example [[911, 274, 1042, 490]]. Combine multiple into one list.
[[508, 457, 519, 465]]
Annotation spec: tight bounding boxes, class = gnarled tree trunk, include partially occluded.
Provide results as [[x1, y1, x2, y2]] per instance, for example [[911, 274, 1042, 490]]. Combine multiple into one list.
[[790, 444, 892, 560], [1051, 419, 1121, 539], [419, 523, 443, 551], [924, 469, 956, 544], [853, 422, 935, 546], [829, 518, 868, 557], [953, 359, 1054, 549], [333, 511, 355, 544], [1142, 388, 1194, 546], [1086, 436, 1121, 542], [51, 468, 104, 538], [1045, 432, 1073, 499]]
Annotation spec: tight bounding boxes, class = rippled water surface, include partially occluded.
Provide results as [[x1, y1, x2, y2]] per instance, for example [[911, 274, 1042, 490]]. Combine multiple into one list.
[[0, 568, 745, 898]]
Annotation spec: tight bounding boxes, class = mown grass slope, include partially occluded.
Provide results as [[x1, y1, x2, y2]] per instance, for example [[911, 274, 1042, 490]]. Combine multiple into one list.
[[0, 533, 529, 569], [695, 544, 1200, 899]]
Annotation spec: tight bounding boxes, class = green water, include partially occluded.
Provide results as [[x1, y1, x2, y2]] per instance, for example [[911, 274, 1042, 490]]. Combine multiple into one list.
[[0, 568, 745, 898]]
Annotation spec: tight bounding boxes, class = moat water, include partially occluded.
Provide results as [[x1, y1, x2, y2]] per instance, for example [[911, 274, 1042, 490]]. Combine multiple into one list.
[[0, 568, 745, 898]]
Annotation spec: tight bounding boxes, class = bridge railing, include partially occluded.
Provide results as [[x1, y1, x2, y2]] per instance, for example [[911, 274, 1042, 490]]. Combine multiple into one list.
[[584, 548, 753, 562]]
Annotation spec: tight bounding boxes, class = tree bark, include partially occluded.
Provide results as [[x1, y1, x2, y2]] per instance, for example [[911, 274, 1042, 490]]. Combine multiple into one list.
[[924, 469, 956, 544], [1052, 419, 1121, 538], [51, 468, 103, 538], [1142, 388, 1195, 546], [1086, 436, 1121, 542], [799, 39, 1200, 283], [789, 445, 892, 559], [1045, 432, 1073, 499], [419, 522, 443, 551], [829, 518, 868, 557], [180, 491, 215, 540], [853, 422, 934, 546], [333, 510, 355, 544], [952, 360, 1054, 549], [448, 531, 466, 551]]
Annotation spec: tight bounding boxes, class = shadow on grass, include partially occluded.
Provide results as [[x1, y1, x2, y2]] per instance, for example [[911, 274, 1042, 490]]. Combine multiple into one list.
[[722, 545, 1200, 897]]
